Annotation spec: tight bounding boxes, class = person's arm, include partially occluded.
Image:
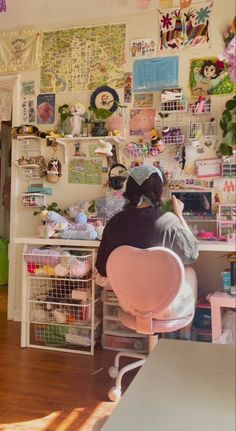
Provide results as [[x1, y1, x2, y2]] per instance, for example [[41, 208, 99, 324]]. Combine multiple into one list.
[[171, 195, 192, 233], [157, 197, 199, 264], [95, 224, 110, 277]]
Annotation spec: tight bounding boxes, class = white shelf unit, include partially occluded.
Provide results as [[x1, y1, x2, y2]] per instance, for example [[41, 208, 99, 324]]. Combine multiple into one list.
[[101, 288, 148, 354], [21, 245, 101, 355]]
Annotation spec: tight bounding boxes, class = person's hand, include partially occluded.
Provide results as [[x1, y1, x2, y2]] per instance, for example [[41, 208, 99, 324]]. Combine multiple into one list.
[[172, 195, 184, 218]]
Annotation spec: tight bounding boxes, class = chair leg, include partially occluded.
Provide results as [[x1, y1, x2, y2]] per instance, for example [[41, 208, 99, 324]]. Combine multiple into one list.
[[108, 359, 146, 401], [114, 351, 146, 369], [148, 334, 158, 353], [109, 351, 146, 378]]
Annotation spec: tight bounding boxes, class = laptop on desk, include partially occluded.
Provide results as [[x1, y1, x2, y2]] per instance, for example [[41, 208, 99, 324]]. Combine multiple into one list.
[[170, 190, 214, 220]]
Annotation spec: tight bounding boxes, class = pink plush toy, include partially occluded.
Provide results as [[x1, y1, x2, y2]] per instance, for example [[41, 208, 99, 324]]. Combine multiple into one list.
[[70, 258, 92, 278]]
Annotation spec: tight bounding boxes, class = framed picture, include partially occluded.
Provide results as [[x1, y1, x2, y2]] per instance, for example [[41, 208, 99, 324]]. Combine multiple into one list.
[[195, 158, 222, 178], [90, 86, 119, 113]]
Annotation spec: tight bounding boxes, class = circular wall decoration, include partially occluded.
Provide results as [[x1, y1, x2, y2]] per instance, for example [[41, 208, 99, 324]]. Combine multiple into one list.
[[90, 86, 120, 113]]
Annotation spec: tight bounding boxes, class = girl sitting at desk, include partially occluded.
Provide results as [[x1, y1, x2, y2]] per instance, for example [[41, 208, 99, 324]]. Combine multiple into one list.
[[96, 165, 199, 338]]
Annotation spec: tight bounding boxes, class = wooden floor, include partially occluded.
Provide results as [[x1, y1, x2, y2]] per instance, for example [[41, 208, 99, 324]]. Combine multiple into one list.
[[0, 286, 135, 431]]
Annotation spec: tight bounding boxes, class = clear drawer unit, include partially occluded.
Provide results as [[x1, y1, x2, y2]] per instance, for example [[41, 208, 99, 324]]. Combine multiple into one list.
[[217, 204, 236, 240], [101, 288, 148, 354], [21, 246, 101, 355]]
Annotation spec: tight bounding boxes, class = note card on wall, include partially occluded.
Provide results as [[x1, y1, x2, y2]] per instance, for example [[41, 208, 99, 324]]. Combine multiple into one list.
[[195, 158, 222, 178], [133, 56, 179, 92]]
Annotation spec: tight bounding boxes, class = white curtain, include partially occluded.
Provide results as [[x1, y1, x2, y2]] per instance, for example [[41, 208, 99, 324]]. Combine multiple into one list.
[[0, 76, 17, 130]]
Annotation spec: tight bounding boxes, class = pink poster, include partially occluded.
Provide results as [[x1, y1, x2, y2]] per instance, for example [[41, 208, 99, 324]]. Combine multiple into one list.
[[129, 108, 155, 136]]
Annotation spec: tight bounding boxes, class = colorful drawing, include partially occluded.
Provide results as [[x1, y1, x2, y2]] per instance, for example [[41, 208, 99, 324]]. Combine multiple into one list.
[[0, 30, 42, 73], [134, 93, 153, 108], [37, 93, 55, 124], [21, 80, 35, 96], [190, 58, 234, 96], [130, 38, 156, 58], [158, 1, 212, 51], [40, 24, 126, 93], [124, 72, 132, 103], [22, 97, 36, 123], [68, 158, 102, 185], [129, 108, 155, 136]]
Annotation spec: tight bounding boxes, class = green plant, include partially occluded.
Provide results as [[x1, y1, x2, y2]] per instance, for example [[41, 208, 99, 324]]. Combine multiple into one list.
[[88, 101, 127, 121], [58, 104, 73, 123], [218, 95, 236, 156], [33, 202, 64, 217]]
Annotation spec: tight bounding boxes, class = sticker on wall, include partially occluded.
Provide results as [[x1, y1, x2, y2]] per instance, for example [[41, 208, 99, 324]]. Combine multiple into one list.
[[134, 93, 153, 108], [158, 1, 213, 52], [190, 58, 234, 96], [129, 108, 155, 136], [136, 0, 151, 9], [21, 97, 36, 123], [68, 158, 102, 185], [37, 93, 55, 124], [130, 38, 156, 58], [21, 80, 36, 96], [124, 72, 132, 103]]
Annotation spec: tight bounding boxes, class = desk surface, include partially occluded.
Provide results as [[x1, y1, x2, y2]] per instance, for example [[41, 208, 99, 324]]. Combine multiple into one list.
[[102, 340, 235, 431], [14, 237, 236, 252]]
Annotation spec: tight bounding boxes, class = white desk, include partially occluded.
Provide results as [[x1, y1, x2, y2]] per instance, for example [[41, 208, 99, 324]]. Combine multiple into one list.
[[13, 236, 236, 252], [102, 340, 235, 431]]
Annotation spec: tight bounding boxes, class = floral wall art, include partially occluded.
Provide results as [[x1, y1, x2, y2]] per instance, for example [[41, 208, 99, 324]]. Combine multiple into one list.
[[158, 1, 213, 52]]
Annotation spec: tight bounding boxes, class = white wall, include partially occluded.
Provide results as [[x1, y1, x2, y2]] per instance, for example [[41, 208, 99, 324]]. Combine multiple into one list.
[[7, 0, 236, 319]]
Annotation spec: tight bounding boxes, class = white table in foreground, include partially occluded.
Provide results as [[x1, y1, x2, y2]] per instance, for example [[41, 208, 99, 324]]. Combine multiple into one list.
[[102, 340, 235, 431]]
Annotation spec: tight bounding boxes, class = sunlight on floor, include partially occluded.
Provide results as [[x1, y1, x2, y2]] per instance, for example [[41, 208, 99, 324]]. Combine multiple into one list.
[[0, 403, 115, 431], [79, 402, 116, 431], [0, 412, 60, 431]]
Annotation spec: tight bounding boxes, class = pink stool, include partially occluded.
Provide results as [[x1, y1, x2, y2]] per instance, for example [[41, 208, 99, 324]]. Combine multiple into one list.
[[210, 291, 236, 341]]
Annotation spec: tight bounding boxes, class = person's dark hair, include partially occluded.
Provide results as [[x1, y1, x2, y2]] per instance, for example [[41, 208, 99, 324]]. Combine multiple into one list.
[[123, 172, 166, 209], [200, 60, 222, 78]]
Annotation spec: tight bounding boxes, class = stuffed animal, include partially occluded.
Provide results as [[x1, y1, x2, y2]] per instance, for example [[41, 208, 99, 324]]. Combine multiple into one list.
[[69, 103, 86, 136], [94, 139, 113, 156], [70, 257, 92, 278]]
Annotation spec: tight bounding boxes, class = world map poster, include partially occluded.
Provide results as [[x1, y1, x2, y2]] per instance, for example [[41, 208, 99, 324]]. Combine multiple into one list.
[[40, 24, 126, 93]]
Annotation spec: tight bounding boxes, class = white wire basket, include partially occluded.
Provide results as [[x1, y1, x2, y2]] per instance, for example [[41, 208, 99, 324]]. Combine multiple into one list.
[[18, 137, 41, 153], [189, 98, 211, 115], [27, 277, 92, 301], [20, 165, 41, 180], [30, 301, 92, 326], [160, 100, 188, 113], [24, 249, 93, 279], [188, 122, 202, 142], [21, 193, 46, 208], [203, 121, 217, 136], [33, 321, 101, 348]]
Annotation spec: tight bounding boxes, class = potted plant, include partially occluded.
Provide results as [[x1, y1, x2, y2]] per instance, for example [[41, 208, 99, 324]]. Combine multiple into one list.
[[89, 102, 127, 137], [57, 104, 73, 135], [218, 95, 236, 157], [88, 107, 113, 136]]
